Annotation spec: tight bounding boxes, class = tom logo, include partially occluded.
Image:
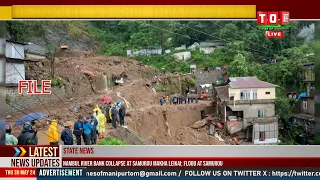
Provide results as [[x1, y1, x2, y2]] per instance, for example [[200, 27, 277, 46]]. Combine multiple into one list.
[[257, 11, 290, 25]]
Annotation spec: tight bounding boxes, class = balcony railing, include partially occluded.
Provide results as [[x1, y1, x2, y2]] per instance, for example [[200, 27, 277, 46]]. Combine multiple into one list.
[[304, 71, 315, 81], [228, 99, 276, 105]]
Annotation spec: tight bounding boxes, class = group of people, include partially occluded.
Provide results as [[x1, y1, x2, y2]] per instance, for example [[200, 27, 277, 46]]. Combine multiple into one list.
[[5, 101, 126, 146], [160, 96, 198, 105]]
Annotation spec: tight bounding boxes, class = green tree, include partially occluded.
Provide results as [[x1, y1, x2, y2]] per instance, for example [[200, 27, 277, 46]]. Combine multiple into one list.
[[228, 53, 248, 77]]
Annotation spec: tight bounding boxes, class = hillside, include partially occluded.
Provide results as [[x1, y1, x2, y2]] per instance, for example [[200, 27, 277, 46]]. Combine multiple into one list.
[[6, 20, 315, 145]]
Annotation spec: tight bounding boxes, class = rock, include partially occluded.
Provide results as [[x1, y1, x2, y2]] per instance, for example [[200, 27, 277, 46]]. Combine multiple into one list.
[[191, 120, 207, 129]]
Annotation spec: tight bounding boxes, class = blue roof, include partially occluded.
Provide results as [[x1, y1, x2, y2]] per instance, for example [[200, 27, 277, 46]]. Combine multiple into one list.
[[298, 92, 307, 100]]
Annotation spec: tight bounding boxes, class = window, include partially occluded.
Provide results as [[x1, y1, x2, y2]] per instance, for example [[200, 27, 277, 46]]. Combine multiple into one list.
[[265, 92, 270, 95], [258, 110, 266, 117], [252, 90, 257, 100], [303, 101, 308, 109], [240, 90, 250, 100], [259, 132, 266, 141]]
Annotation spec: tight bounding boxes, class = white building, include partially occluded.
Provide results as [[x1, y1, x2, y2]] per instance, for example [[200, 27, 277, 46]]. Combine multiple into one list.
[[127, 49, 162, 56], [5, 40, 27, 85], [173, 51, 191, 61]]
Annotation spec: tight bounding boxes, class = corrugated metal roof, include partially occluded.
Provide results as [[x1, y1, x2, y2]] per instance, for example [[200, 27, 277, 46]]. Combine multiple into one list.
[[229, 77, 277, 89], [6, 40, 27, 45], [215, 85, 229, 101], [25, 44, 47, 56]]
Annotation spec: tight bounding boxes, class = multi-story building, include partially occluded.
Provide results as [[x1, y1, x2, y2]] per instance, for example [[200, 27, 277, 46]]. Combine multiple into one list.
[[214, 77, 278, 145], [292, 62, 315, 142]]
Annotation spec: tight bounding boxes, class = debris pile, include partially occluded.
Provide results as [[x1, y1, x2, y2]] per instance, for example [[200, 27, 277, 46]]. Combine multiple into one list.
[[190, 113, 245, 145]]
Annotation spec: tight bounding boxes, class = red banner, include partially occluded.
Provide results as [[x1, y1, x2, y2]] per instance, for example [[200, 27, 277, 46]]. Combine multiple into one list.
[[1, 146, 59, 157], [0, 168, 36, 177], [62, 157, 320, 168], [0, 0, 318, 19]]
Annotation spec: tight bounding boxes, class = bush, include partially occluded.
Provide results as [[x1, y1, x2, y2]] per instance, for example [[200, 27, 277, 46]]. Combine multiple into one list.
[[6, 95, 11, 103], [98, 137, 127, 145], [100, 43, 126, 56], [51, 77, 63, 88]]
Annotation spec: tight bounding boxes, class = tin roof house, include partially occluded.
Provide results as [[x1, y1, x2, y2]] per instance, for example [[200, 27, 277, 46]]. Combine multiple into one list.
[[5, 40, 28, 86], [213, 77, 278, 145], [25, 43, 47, 60], [292, 62, 315, 143]]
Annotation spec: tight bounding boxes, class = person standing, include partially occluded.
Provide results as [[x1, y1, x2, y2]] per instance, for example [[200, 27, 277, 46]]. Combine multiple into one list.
[[48, 120, 59, 145], [61, 121, 74, 145], [173, 97, 177, 105], [106, 102, 112, 124], [113, 104, 120, 128], [83, 119, 93, 145], [165, 96, 169, 105], [30, 120, 38, 145], [119, 104, 126, 126], [73, 116, 84, 145], [93, 105, 101, 116], [97, 110, 107, 139], [17, 123, 38, 145], [89, 112, 98, 144], [5, 125, 18, 145], [160, 97, 164, 105], [169, 96, 173, 105]]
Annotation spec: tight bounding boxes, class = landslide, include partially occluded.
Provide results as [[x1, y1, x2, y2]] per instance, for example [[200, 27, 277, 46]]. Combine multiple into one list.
[[12, 52, 226, 145]]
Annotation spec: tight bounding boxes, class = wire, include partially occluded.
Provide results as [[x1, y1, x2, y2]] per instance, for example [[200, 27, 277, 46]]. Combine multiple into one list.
[[6, 103, 63, 145], [210, 21, 275, 54], [6, 38, 80, 118], [179, 23, 274, 57], [7, 101, 78, 144], [6, 57, 53, 115], [5, 39, 79, 142]]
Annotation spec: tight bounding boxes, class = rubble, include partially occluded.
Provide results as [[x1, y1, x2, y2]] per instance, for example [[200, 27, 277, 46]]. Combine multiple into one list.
[[12, 51, 229, 145]]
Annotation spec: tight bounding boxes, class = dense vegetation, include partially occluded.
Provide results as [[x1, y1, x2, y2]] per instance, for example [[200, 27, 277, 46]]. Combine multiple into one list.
[[98, 137, 127, 145], [7, 21, 315, 144]]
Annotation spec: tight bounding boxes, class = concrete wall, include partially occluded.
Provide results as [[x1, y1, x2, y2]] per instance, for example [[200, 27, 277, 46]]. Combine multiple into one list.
[[6, 86, 66, 114], [25, 53, 47, 60], [6, 61, 25, 84], [253, 122, 278, 144], [229, 87, 276, 101], [227, 103, 275, 118], [195, 71, 222, 97], [300, 97, 314, 115]]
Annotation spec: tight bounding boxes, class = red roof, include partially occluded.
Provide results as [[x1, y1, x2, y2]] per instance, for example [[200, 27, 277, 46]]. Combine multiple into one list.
[[229, 77, 277, 89]]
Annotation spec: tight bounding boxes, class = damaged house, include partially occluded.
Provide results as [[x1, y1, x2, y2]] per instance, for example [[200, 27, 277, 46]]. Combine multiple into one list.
[[214, 77, 278, 145], [292, 62, 315, 143]]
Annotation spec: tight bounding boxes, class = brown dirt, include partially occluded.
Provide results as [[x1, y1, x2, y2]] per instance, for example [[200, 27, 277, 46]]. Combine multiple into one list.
[[9, 51, 226, 145]]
